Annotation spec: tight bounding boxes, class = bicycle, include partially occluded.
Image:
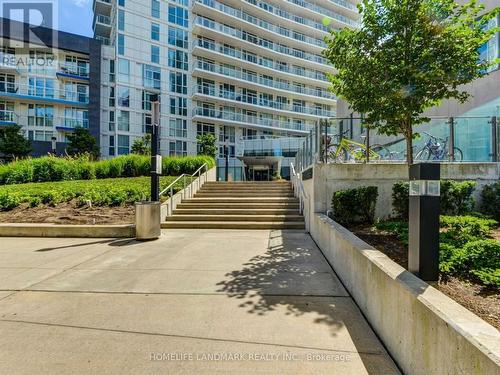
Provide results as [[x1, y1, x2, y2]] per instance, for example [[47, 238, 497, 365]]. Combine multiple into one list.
[[324, 131, 399, 163], [415, 132, 463, 161]]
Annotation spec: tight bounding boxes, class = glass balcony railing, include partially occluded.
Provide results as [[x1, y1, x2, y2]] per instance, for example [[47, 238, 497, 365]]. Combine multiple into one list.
[[195, 0, 326, 48], [58, 117, 89, 129], [194, 16, 328, 65], [194, 38, 329, 82], [193, 84, 334, 117], [58, 63, 90, 78], [95, 14, 111, 26], [95, 36, 111, 45], [0, 83, 89, 104], [284, 0, 359, 27], [238, 136, 305, 157], [0, 110, 16, 123], [193, 106, 313, 132], [194, 59, 335, 99]]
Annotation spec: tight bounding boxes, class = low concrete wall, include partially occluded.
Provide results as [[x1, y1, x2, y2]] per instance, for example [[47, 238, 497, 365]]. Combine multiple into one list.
[[0, 224, 135, 238], [161, 167, 216, 219], [310, 213, 500, 375], [312, 162, 499, 219]]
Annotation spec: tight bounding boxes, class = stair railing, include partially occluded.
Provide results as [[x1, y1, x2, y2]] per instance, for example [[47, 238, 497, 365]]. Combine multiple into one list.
[[290, 162, 310, 232], [159, 163, 209, 217]]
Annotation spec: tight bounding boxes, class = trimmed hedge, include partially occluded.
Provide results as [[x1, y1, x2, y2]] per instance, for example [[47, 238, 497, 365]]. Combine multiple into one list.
[[480, 182, 500, 221], [331, 186, 378, 225], [0, 155, 215, 185], [391, 180, 477, 219]]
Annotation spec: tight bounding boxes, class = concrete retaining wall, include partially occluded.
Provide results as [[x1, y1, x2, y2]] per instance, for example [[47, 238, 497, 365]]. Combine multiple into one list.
[[0, 224, 135, 238], [310, 213, 500, 375], [311, 162, 499, 219], [161, 167, 216, 219]]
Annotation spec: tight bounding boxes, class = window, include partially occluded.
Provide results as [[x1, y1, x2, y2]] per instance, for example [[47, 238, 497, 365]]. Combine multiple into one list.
[[0, 101, 14, 122], [109, 60, 115, 82], [151, 45, 160, 64], [118, 59, 130, 83], [169, 140, 187, 156], [29, 130, 54, 142], [151, 0, 160, 18], [109, 135, 115, 156], [109, 111, 115, 131], [0, 74, 16, 93], [63, 82, 88, 103], [143, 64, 161, 90], [151, 23, 160, 41], [219, 125, 235, 143], [118, 34, 125, 55], [143, 113, 152, 133], [242, 128, 258, 139], [117, 86, 130, 107], [28, 104, 54, 127], [118, 10, 125, 31], [28, 77, 55, 98], [109, 86, 115, 107], [118, 135, 130, 155], [169, 118, 187, 138], [170, 96, 187, 116], [168, 49, 188, 70], [169, 72, 187, 94], [168, 5, 188, 27], [480, 16, 499, 72], [142, 91, 157, 111], [64, 107, 88, 128], [168, 27, 188, 49], [197, 123, 215, 136], [117, 110, 129, 131], [118, 0, 125, 6]]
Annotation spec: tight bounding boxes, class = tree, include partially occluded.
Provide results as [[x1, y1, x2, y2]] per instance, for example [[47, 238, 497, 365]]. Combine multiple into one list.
[[66, 128, 99, 159], [197, 133, 217, 158], [131, 134, 151, 155], [0, 125, 32, 160], [324, 0, 499, 165]]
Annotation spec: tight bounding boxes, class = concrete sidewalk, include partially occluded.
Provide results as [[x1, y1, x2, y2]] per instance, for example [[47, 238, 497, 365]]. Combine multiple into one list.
[[0, 230, 399, 374]]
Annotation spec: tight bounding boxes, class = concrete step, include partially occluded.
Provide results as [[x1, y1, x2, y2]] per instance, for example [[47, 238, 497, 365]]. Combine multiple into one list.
[[204, 182, 290, 185], [161, 221, 306, 230], [195, 192, 295, 197], [173, 209, 301, 215], [200, 187, 294, 192], [166, 215, 304, 222], [176, 203, 300, 209], [182, 197, 299, 204]]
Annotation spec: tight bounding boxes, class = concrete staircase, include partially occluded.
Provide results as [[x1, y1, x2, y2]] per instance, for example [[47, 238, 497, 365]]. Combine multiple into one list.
[[162, 181, 305, 229]]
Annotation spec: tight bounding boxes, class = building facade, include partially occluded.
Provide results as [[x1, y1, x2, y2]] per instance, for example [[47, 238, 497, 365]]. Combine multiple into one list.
[[0, 17, 101, 156], [93, 0, 360, 178]]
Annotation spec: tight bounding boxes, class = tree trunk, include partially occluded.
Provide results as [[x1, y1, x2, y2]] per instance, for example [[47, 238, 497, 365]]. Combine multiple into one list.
[[406, 133, 413, 165]]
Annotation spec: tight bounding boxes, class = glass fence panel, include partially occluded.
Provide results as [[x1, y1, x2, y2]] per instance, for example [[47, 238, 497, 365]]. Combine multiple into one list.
[[454, 117, 493, 162]]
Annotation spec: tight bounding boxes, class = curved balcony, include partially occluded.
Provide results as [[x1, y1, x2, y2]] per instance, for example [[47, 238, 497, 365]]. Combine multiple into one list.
[[193, 106, 312, 134], [193, 59, 336, 101], [284, 0, 359, 28], [193, 38, 329, 83], [193, 0, 326, 50], [193, 84, 334, 118], [0, 83, 89, 107], [193, 16, 329, 67]]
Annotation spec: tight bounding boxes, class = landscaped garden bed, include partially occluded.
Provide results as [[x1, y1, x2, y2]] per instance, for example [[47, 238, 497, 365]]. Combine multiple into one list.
[[329, 181, 500, 329], [0, 155, 213, 224]]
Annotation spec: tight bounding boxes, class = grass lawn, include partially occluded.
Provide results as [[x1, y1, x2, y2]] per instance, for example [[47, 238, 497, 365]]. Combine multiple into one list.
[[0, 176, 193, 224]]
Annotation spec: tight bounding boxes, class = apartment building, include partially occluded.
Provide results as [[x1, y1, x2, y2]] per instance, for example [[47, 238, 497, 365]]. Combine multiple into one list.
[[93, 0, 359, 178], [0, 17, 101, 156]]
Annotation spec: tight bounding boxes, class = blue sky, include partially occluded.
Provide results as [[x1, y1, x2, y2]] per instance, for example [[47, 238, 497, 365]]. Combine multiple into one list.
[[58, 0, 93, 36]]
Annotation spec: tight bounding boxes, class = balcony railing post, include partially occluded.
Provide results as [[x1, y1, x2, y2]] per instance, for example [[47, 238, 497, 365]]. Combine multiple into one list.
[[448, 117, 455, 162], [491, 116, 499, 162]]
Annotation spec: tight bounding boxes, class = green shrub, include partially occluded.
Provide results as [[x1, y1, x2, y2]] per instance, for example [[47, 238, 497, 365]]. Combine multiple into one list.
[[440, 215, 497, 247], [375, 221, 409, 245], [331, 186, 378, 225], [479, 182, 500, 221], [0, 192, 21, 211], [0, 155, 215, 184], [391, 180, 476, 219]]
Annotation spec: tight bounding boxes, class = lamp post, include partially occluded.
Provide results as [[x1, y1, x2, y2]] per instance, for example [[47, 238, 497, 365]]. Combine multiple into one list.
[[150, 94, 161, 202], [408, 163, 441, 281]]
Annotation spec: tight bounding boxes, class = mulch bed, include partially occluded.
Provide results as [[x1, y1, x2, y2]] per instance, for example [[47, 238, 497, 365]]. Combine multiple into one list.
[[350, 224, 500, 330], [0, 201, 135, 225]]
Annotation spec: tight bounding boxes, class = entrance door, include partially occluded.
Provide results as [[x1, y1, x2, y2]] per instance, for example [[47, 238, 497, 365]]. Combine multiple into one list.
[[252, 168, 269, 181]]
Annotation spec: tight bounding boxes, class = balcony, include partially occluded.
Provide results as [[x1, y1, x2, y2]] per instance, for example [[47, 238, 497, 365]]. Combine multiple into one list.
[[193, 16, 329, 68], [193, 0, 326, 51], [95, 35, 111, 46], [57, 63, 90, 81], [93, 14, 112, 38], [0, 83, 89, 107], [0, 53, 20, 74], [55, 117, 89, 132], [93, 0, 112, 17], [193, 85, 334, 118], [193, 106, 312, 134], [0, 110, 16, 126], [192, 38, 330, 83], [238, 136, 305, 157], [193, 59, 335, 101], [283, 0, 360, 28]]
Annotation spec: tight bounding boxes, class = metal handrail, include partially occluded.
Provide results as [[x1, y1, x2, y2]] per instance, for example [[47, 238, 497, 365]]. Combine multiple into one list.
[[159, 163, 209, 216], [290, 162, 310, 232]]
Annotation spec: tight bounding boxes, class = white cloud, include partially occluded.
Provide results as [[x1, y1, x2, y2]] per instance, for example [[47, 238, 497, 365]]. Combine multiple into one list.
[[72, 0, 90, 7]]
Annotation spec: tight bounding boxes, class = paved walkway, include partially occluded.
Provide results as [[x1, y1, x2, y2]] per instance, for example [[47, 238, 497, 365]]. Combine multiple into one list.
[[0, 230, 399, 374]]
